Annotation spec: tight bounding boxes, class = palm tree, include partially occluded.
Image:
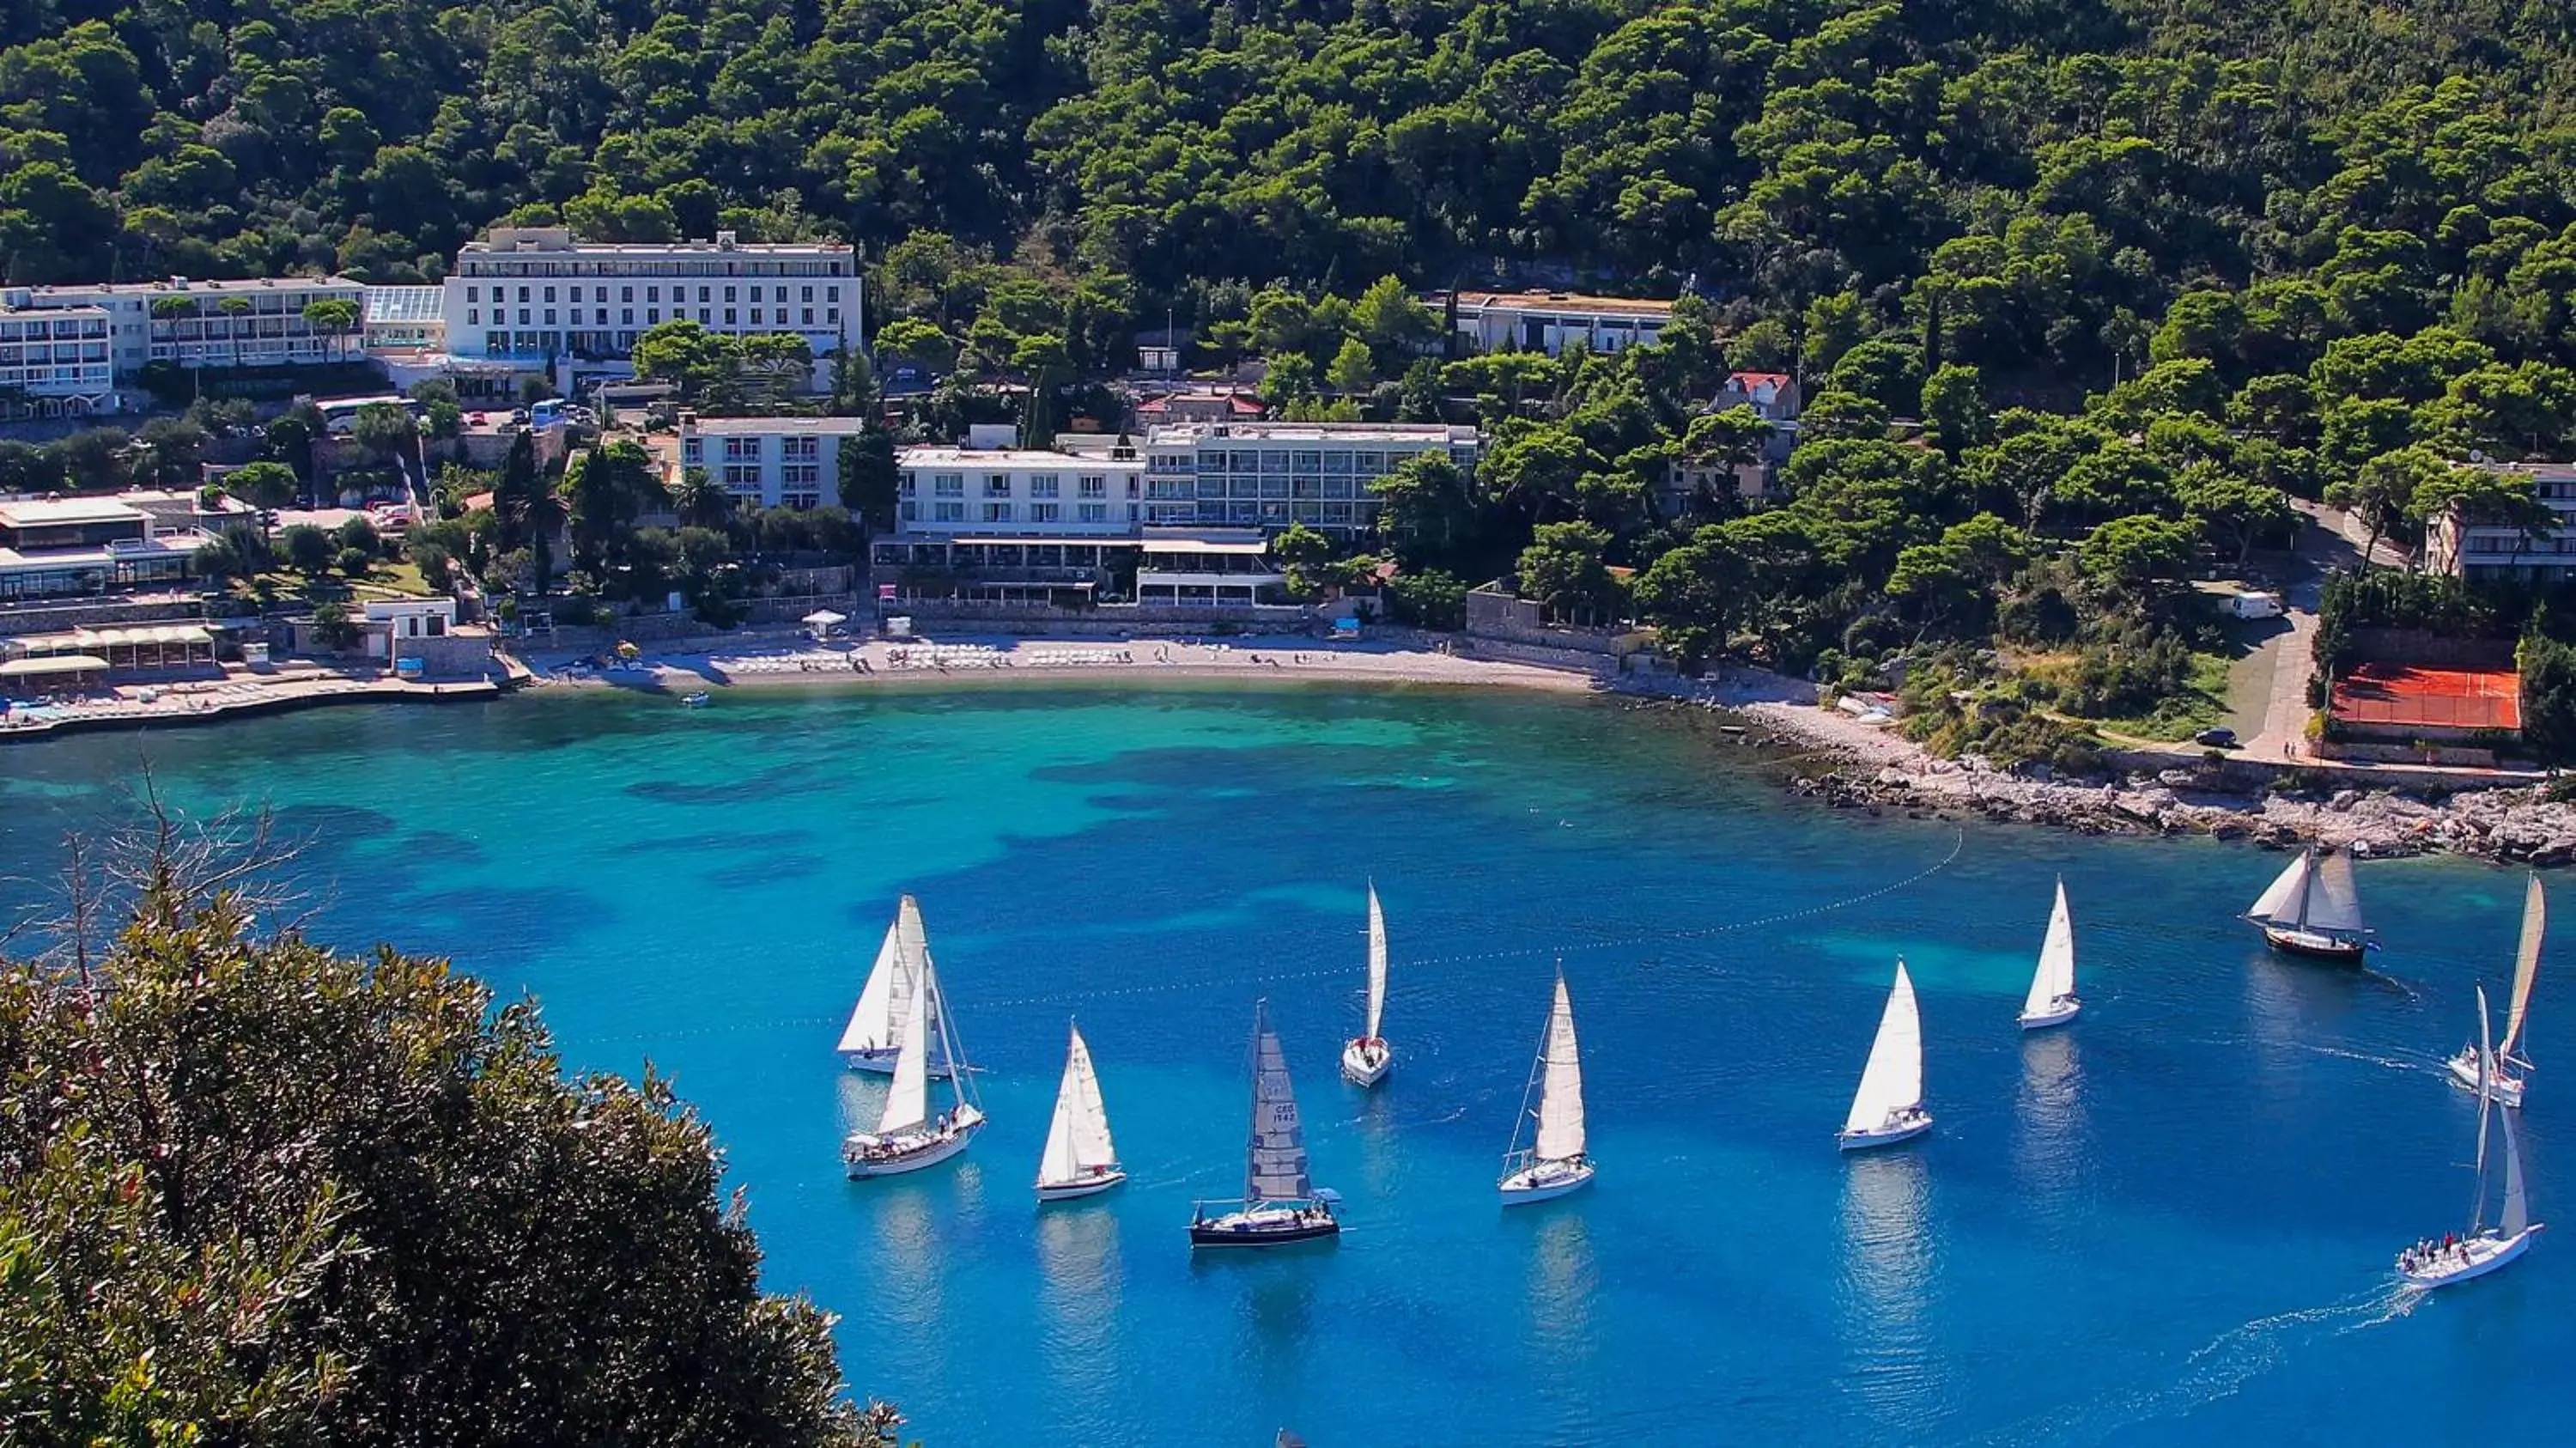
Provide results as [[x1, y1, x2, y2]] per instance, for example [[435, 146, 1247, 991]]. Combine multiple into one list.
[[668, 465, 731, 529]]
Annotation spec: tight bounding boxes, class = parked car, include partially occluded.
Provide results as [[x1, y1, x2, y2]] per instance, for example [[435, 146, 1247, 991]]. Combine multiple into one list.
[[2194, 727, 2239, 748]]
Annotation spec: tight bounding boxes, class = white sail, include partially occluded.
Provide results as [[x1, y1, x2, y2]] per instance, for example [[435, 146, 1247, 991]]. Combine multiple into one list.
[[1038, 1020, 1115, 1186], [2502, 874, 2545, 1063], [2021, 879, 2077, 1019], [1533, 974, 1587, 1163], [2246, 850, 2311, 925], [1844, 961, 1926, 1136], [2472, 985, 2494, 1232], [2500, 1093, 2531, 1238], [1244, 1003, 1312, 1204], [836, 916, 903, 1053], [2304, 851, 2366, 934], [878, 960, 932, 1136], [1363, 884, 1388, 1042]]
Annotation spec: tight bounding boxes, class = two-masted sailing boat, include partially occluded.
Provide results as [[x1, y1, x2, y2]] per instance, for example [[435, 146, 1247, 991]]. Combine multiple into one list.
[[1840, 959, 1933, 1150], [2243, 844, 2372, 963], [2018, 877, 2081, 1030], [837, 897, 952, 1077], [2398, 987, 2544, 1287], [1190, 1001, 1341, 1247], [2448, 875, 2544, 1108], [1498, 970, 1595, 1203], [841, 899, 985, 1178], [1036, 1019, 1126, 1202], [1340, 883, 1394, 1086]]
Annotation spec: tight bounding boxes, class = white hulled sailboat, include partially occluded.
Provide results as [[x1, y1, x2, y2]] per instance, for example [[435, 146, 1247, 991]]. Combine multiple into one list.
[[2398, 987, 2544, 1287], [1840, 959, 1932, 1151], [1340, 883, 1394, 1086], [1191, 1001, 1340, 1247], [2018, 877, 2081, 1030], [1498, 970, 1595, 1203], [2243, 844, 2372, 963], [841, 912, 984, 1177], [2449, 875, 2543, 1108], [836, 897, 952, 1077], [1036, 1019, 1126, 1202]]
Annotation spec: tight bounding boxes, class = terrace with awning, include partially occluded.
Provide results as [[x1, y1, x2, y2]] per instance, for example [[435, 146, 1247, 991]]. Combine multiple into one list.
[[6, 623, 217, 671]]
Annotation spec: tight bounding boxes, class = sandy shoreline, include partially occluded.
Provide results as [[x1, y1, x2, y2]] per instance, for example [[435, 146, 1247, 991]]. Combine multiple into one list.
[[522, 631, 1607, 697]]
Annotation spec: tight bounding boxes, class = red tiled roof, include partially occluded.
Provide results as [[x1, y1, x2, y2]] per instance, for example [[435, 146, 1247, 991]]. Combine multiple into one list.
[[2331, 663, 2523, 732], [1729, 371, 1793, 389], [1228, 395, 1266, 414]]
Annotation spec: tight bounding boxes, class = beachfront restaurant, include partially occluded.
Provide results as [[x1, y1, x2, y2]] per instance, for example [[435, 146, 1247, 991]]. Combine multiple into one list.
[[0, 654, 106, 695], [6, 624, 217, 673], [870, 535, 1142, 606], [1134, 529, 1286, 606]]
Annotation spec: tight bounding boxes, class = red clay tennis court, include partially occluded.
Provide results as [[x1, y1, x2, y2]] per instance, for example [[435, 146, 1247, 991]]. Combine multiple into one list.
[[2330, 662, 2523, 732]]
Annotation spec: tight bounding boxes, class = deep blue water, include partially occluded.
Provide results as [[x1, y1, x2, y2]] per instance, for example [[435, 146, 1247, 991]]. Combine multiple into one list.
[[0, 684, 2565, 1445]]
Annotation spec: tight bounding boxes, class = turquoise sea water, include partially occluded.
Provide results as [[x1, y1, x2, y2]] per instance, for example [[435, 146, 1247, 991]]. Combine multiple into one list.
[[0, 684, 2565, 1445]]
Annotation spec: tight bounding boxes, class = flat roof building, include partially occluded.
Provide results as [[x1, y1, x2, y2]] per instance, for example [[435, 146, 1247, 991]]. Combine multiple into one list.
[[0, 304, 114, 413], [1440, 289, 1674, 356], [443, 228, 859, 389], [2426, 462, 2576, 583], [0, 490, 243, 601], [673, 412, 872, 511], [1059, 420, 1480, 538], [4, 276, 367, 381]]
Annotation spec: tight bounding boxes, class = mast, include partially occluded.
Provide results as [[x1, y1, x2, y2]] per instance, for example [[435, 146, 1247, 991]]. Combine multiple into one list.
[[1039, 1024, 1081, 1185], [877, 964, 930, 1136], [1066, 1021, 1115, 1169], [1364, 883, 1388, 1043], [2502, 874, 2545, 1066], [2500, 1094, 2531, 1238], [924, 956, 976, 1115], [2293, 846, 2316, 931], [1532, 971, 1586, 1164]]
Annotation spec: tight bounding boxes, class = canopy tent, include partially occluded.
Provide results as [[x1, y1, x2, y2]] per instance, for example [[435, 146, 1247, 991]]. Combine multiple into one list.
[[802, 609, 848, 627]]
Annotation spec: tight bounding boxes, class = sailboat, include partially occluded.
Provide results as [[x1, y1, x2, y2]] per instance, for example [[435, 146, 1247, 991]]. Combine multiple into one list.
[[1189, 1001, 1340, 1248], [2242, 844, 2372, 963], [1036, 1019, 1126, 1202], [1498, 970, 1595, 1203], [841, 921, 985, 1178], [1340, 883, 1394, 1086], [2448, 874, 2543, 1108], [2018, 877, 2081, 1030], [2397, 987, 2544, 1287], [1839, 958, 1933, 1151], [836, 897, 952, 1078]]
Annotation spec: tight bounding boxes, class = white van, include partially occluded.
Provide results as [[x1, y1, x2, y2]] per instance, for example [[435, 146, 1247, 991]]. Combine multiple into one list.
[[2227, 590, 2284, 619]]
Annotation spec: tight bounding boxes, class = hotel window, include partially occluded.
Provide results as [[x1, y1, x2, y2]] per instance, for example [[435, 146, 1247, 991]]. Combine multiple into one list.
[[1078, 502, 1108, 522], [827, 286, 840, 303], [682, 439, 702, 463], [484, 331, 506, 353], [1030, 502, 1060, 522], [698, 308, 711, 323], [782, 435, 818, 459], [900, 500, 918, 521], [1356, 451, 1387, 472], [801, 285, 814, 302], [647, 285, 660, 302], [802, 308, 814, 324], [1078, 474, 1106, 498], [593, 287, 608, 301], [933, 501, 964, 522], [983, 473, 1012, 497], [933, 472, 963, 497], [724, 437, 760, 461], [621, 286, 634, 301], [724, 309, 737, 325], [983, 502, 1013, 522], [783, 465, 820, 487], [466, 308, 479, 325], [1030, 474, 1060, 498], [542, 286, 556, 302], [465, 285, 479, 303], [697, 287, 711, 302], [647, 308, 661, 324], [723, 286, 737, 302], [518, 308, 531, 325], [622, 308, 634, 325], [517, 286, 531, 302], [543, 308, 556, 325], [826, 308, 839, 323], [723, 465, 761, 490], [899, 473, 919, 496], [594, 308, 607, 324], [750, 308, 763, 324]]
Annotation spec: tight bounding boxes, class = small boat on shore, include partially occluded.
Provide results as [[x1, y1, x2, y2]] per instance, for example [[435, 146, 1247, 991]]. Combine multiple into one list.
[[679, 690, 712, 709], [1191, 1001, 1340, 1249], [1840, 959, 1932, 1151], [2399, 987, 2543, 1287], [1036, 1019, 1126, 1202], [2018, 877, 2081, 1030], [1340, 882, 1393, 1087], [841, 934, 985, 1179], [2244, 844, 2372, 963], [836, 897, 952, 1079], [2448, 874, 2543, 1108], [1498, 969, 1594, 1204]]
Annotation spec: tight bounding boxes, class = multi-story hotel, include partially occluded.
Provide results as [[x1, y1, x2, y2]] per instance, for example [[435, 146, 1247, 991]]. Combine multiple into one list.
[[671, 413, 872, 510], [1438, 289, 1675, 356], [876, 441, 1170, 605], [3, 275, 366, 385], [441, 228, 860, 386], [1060, 421, 1481, 537], [0, 304, 114, 413], [2426, 461, 2576, 583]]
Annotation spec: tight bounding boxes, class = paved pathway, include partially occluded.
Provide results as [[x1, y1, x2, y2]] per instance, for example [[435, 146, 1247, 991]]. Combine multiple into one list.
[[2236, 500, 2415, 760]]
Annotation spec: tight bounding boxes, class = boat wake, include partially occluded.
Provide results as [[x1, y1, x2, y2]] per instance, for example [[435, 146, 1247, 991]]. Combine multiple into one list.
[[1975, 1288, 2413, 1446], [2300, 1041, 2445, 1075]]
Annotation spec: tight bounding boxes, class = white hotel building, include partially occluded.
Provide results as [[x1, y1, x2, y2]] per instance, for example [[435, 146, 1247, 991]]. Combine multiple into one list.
[[671, 413, 871, 510], [2427, 461, 2576, 583], [0, 304, 114, 413], [440, 228, 859, 386], [3, 275, 366, 386], [1060, 420, 1481, 537]]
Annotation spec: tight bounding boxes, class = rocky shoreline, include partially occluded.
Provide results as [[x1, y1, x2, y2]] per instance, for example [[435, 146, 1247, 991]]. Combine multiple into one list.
[[1634, 676, 2576, 866]]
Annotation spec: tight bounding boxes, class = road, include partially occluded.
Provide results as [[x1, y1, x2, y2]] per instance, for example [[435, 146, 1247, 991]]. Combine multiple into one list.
[[2233, 498, 2398, 761]]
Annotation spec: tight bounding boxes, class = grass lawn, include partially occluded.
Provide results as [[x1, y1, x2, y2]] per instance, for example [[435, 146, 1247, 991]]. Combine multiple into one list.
[[230, 559, 434, 609]]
